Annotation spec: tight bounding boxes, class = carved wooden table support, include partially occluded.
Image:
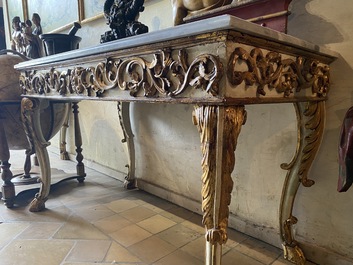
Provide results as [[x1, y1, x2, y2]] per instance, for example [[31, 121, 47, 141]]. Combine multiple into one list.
[[0, 106, 15, 208], [21, 97, 50, 212], [193, 105, 246, 265], [279, 101, 325, 264], [117, 101, 136, 189]]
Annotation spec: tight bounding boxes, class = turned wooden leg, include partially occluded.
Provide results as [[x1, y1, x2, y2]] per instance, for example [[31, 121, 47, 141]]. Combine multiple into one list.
[[117, 101, 136, 189], [72, 102, 86, 182], [60, 103, 70, 160], [21, 97, 51, 212], [193, 105, 246, 265], [0, 106, 15, 208], [279, 101, 325, 264]]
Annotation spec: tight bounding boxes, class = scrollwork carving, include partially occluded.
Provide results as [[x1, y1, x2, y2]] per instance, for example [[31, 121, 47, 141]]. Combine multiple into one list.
[[20, 49, 223, 98], [227, 47, 330, 97], [170, 50, 222, 96]]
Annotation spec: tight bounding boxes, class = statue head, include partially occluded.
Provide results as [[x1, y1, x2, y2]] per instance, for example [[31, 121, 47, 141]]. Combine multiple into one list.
[[32, 13, 41, 26], [12, 16, 21, 30]]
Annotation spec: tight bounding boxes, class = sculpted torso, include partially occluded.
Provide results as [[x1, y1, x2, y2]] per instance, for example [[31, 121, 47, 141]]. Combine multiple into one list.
[[171, 0, 232, 25]]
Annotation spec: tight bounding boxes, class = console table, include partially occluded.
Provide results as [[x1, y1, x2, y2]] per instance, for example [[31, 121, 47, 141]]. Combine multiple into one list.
[[14, 15, 337, 265]]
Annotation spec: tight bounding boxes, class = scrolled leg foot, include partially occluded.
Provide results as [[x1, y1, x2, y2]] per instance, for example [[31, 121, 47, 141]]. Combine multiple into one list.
[[282, 244, 306, 265], [29, 195, 47, 212], [123, 165, 136, 189], [124, 178, 136, 189]]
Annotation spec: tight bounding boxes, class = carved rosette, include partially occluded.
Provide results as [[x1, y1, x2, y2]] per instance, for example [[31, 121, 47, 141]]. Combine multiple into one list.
[[19, 50, 222, 98], [227, 47, 330, 97], [193, 105, 246, 245]]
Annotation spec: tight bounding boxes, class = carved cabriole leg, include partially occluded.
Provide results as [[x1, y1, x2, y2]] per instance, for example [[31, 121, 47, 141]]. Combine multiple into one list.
[[193, 105, 246, 265], [60, 104, 70, 160], [0, 106, 15, 208], [72, 102, 86, 182], [21, 98, 51, 212], [279, 101, 326, 264], [117, 102, 136, 189]]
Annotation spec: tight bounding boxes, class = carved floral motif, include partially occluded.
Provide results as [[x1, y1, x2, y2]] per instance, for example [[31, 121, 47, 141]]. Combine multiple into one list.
[[19, 49, 222, 98], [227, 47, 330, 97]]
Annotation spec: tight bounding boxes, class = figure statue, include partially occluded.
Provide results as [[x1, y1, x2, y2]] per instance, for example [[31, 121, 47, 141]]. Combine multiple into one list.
[[32, 13, 43, 36], [100, 0, 148, 43], [171, 0, 233, 25], [10, 14, 43, 59], [22, 19, 41, 59], [10, 16, 25, 54], [31, 13, 44, 58]]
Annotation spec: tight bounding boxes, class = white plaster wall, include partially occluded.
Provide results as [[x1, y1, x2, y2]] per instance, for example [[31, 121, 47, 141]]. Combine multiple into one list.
[[45, 0, 353, 263], [286, 0, 353, 263]]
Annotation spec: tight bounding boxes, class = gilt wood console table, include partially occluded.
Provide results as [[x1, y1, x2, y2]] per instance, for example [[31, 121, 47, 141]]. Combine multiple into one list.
[[15, 15, 337, 265]]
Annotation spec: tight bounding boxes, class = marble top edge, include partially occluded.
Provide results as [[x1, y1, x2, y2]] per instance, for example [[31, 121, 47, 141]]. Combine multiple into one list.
[[15, 15, 338, 70]]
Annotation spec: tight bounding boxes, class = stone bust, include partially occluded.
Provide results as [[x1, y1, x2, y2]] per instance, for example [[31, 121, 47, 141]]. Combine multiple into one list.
[[100, 0, 149, 43]]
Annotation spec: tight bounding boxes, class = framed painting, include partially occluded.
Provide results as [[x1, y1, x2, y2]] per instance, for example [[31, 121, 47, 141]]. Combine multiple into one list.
[[83, 0, 105, 20], [5, 0, 24, 35], [27, 0, 79, 33], [4, 0, 157, 34]]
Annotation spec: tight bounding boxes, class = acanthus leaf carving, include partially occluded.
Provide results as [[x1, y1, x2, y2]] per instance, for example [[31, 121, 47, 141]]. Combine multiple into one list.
[[227, 47, 330, 98]]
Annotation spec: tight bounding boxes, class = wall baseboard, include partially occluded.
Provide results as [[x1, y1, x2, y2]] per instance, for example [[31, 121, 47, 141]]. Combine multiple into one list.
[[48, 146, 127, 183], [137, 179, 353, 265]]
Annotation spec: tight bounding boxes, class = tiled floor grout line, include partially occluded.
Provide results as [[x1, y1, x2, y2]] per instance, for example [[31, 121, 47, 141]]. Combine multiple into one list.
[[0, 150, 304, 265]]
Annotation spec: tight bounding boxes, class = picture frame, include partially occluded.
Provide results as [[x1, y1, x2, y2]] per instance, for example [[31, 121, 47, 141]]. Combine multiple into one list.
[[3, 0, 152, 41]]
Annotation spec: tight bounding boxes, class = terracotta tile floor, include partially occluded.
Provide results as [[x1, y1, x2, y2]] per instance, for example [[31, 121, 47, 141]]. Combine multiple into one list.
[[0, 150, 316, 265]]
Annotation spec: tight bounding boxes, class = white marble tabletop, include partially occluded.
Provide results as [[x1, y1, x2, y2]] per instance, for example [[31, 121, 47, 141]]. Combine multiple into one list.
[[15, 15, 338, 70]]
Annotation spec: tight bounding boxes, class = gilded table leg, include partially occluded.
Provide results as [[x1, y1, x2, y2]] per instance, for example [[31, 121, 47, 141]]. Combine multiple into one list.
[[193, 105, 246, 265], [279, 101, 325, 264], [0, 106, 15, 208], [21, 98, 51, 212], [117, 102, 136, 189], [59, 103, 70, 160], [72, 103, 86, 182]]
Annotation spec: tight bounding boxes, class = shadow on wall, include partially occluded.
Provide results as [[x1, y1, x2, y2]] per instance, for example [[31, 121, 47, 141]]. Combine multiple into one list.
[[88, 118, 128, 175], [330, 55, 353, 120], [288, 0, 343, 45]]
